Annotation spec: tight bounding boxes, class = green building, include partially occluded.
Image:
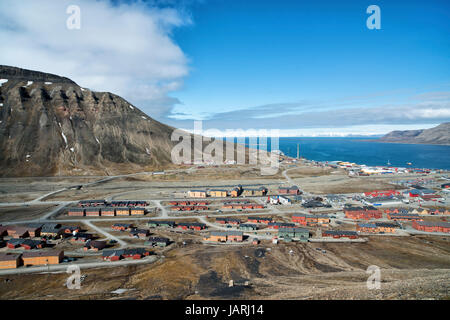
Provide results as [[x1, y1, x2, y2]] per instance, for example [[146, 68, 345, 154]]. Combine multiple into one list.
[[239, 223, 258, 231], [278, 227, 309, 242]]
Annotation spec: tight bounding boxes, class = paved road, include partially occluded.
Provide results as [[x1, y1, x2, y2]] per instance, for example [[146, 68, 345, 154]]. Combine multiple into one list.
[[152, 200, 168, 218], [0, 256, 158, 276], [83, 220, 127, 248], [282, 167, 296, 185]]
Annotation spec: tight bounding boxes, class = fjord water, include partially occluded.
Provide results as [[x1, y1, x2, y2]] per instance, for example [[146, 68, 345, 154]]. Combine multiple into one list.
[[249, 137, 450, 170]]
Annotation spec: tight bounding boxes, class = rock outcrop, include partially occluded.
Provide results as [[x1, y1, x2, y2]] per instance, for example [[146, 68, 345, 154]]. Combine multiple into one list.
[[378, 123, 450, 145], [0, 65, 178, 176]]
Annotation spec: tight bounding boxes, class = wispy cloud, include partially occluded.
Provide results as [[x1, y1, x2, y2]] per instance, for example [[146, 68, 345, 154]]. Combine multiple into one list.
[[166, 97, 450, 135], [0, 0, 191, 118]]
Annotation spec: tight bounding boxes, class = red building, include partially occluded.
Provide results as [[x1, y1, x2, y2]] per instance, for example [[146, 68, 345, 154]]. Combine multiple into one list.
[[216, 218, 241, 225], [278, 186, 301, 195], [101, 208, 116, 216], [364, 190, 400, 198], [387, 213, 423, 221], [412, 221, 450, 233], [112, 223, 133, 231], [68, 208, 85, 216], [247, 217, 272, 224], [344, 207, 382, 220], [177, 223, 207, 231], [322, 230, 358, 239], [292, 214, 330, 226], [6, 226, 29, 239], [85, 208, 101, 217]]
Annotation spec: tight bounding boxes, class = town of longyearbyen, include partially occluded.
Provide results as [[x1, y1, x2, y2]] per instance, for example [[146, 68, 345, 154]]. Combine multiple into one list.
[[0, 0, 449, 311]]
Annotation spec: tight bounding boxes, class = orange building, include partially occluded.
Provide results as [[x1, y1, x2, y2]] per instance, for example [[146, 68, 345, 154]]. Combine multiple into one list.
[[101, 208, 116, 216], [204, 232, 227, 242], [116, 207, 130, 216], [210, 190, 228, 197], [188, 190, 207, 198], [0, 253, 22, 269], [203, 231, 244, 242], [130, 207, 145, 215], [21, 250, 64, 266]]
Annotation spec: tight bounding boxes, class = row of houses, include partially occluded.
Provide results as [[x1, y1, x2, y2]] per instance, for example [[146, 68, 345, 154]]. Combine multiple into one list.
[[0, 250, 64, 269], [278, 186, 302, 195], [216, 218, 241, 225], [387, 213, 423, 221], [321, 230, 359, 239], [68, 207, 146, 217], [239, 224, 258, 231], [6, 239, 45, 250], [146, 221, 176, 228], [363, 190, 401, 198], [203, 231, 244, 242], [412, 221, 450, 233], [188, 186, 268, 198], [277, 228, 309, 242], [130, 229, 151, 239], [267, 222, 296, 229], [170, 205, 209, 211], [112, 223, 135, 231], [247, 217, 273, 224], [3, 225, 105, 252], [188, 187, 236, 198], [118, 221, 207, 231], [77, 200, 148, 207], [223, 200, 253, 204], [177, 222, 207, 231], [0, 223, 81, 239], [385, 208, 449, 216], [356, 222, 401, 234], [169, 201, 209, 206], [222, 204, 265, 210], [83, 240, 107, 251], [110, 224, 170, 246], [292, 214, 330, 226], [344, 206, 383, 220], [242, 187, 268, 197], [102, 248, 151, 261]]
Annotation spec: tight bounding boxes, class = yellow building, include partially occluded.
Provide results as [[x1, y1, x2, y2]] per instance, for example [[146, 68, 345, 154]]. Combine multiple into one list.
[[209, 190, 228, 197], [188, 190, 207, 198]]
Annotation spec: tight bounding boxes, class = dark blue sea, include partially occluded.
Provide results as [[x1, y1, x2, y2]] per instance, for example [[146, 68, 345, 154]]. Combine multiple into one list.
[[241, 137, 450, 170]]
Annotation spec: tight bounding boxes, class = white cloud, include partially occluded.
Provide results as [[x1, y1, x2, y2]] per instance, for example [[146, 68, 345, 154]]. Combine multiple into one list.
[[0, 0, 190, 118]]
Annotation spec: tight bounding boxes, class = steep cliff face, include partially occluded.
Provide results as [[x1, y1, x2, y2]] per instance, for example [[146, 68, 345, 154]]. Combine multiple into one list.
[[0, 66, 178, 177], [379, 123, 450, 145]]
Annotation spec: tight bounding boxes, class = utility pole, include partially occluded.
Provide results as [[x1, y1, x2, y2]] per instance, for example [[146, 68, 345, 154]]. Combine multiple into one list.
[[297, 143, 300, 159]]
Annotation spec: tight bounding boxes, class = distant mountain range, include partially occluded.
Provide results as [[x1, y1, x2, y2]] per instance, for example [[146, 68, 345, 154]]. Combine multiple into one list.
[[0, 65, 182, 177], [378, 122, 450, 145]]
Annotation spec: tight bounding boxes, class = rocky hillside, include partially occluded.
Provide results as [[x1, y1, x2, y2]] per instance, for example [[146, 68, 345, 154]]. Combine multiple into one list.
[[0, 66, 180, 177], [378, 122, 450, 145]]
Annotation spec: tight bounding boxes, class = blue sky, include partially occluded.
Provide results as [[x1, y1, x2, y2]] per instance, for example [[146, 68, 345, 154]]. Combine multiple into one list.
[[1, 0, 449, 135], [167, 0, 450, 134]]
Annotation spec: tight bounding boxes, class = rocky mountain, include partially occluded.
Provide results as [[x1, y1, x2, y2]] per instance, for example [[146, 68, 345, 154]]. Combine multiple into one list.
[[378, 122, 450, 145], [0, 65, 181, 177]]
